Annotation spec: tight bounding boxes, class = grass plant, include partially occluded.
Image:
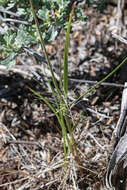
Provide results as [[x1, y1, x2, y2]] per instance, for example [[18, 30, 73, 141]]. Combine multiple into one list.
[[29, 1, 127, 183], [29, 0, 79, 166]]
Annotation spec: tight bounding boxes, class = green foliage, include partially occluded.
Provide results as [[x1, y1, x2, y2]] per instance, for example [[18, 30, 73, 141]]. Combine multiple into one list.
[[15, 25, 37, 47], [0, 0, 86, 69], [0, 0, 8, 6], [0, 0, 110, 69]]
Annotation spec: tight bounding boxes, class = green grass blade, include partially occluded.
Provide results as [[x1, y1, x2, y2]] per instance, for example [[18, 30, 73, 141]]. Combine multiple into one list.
[[29, 87, 70, 154], [70, 56, 127, 108], [29, 87, 61, 124], [47, 79, 60, 110], [64, 3, 76, 97], [29, 0, 61, 100]]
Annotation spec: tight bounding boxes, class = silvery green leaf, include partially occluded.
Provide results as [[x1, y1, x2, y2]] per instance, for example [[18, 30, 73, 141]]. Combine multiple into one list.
[[1, 52, 17, 71], [6, 59, 16, 70]]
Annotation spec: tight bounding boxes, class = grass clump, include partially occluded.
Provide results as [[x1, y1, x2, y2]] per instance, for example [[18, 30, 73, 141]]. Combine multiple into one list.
[[29, 0, 127, 166], [29, 0, 81, 169]]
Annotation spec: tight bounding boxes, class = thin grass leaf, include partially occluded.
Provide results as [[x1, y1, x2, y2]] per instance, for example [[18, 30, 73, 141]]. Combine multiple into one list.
[[29, 87, 61, 124], [29, 87, 71, 155], [47, 79, 60, 110], [59, 104, 70, 141], [64, 2, 76, 97], [29, 0, 62, 100], [70, 56, 127, 108]]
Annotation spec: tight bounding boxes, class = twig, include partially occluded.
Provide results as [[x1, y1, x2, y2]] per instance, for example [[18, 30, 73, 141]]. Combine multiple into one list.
[[8, 140, 40, 146], [115, 82, 127, 139], [88, 133, 105, 151], [0, 177, 29, 187], [86, 107, 112, 119], [69, 78, 124, 88], [8, 140, 60, 152], [0, 7, 20, 17], [0, 14, 31, 25], [44, 179, 59, 187], [112, 33, 127, 45]]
